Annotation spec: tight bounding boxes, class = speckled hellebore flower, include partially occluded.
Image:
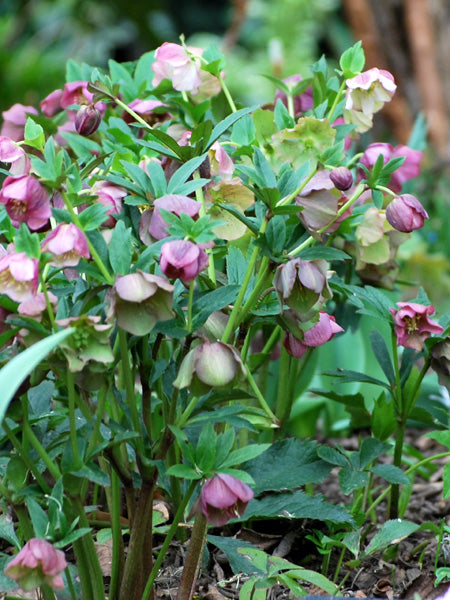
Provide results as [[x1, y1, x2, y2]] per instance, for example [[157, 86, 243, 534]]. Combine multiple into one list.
[[344, 68, 396, 133], [0, 253, 39, 302], [283, 311, 344, 359], [109, 271, 174, 336], [152, 42, 203, 93], [4, 538, 67, 591], [385, 194, 429, 233], [0, 175, 51, 230], [174, 341, 246, 395], [198, 474, 254, 526], [41, 223, 90, 267], [160, 239, 208, 283], [274, 258, 332, 322], [390, 302, 443, 351]]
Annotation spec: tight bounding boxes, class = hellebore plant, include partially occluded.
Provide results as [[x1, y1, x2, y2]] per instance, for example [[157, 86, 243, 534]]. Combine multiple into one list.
[[0, 38, 449, 600]]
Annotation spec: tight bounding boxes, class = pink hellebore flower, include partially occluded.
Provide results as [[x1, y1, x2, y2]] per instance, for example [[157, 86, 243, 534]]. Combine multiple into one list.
[[41, 223, 90, 267], [0, 136, 30, 175], [4, 538, 67, 591], [147, 194, 202, 240], [390, 302, 443, 351], [344, 68, 397, 133], [91, 180, 127, 227], [1, 103, 39, 142], [160, 239, 208, 282], [385, 194, 428, 233], [0, 253, 39, 302], [209, 142, 234, 180], [19, 291, 58, 319], [40, 89, 64, 117], [198, 474, 254, 526], [60, 80, 95, 109], [0, 175, 51, 230], [284, 312, 344, 359], [152, 42, 203, 93], [360, 142, 422, 192]]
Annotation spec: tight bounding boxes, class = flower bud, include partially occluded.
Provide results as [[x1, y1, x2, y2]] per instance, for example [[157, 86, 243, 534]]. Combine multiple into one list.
[[75, 104, 101, 136], [329, 166, 353, 191], [385, 194, 429, 233]]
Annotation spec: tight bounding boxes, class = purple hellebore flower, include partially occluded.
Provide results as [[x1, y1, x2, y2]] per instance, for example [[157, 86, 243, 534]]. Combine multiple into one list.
[[0, 136, 30, 175], [0, 175, 51, 230], [152, 42, 203, 93], [160, 239, 208, 282], [329, 166, 353, 191], [40, 89, 64, 117], [147, 194, 202, 240], [4, 538, 67, 591], [91, 180, 127, 227], [60, 81, 94, 109], [390, 302, 443, 351], [360, 142, 422, 192], [198, 474, 254, 526], [344, 68, 396, 133], [41, 223, 90, 267], [385, 194, 428, 233], [284, 312, 344, 359], [0, 253, 39, 302], [75, 104, 102, 136], [1, 103, 38, 142]]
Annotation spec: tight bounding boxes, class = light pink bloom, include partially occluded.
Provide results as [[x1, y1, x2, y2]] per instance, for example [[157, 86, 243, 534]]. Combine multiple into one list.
[[209, 142, 234, 180], [0, 253, 39, 302], [5, 538, 67, 591], [284, 312, 344, 359], [1, 103, 38, 141], [0, 175, 51, 230], [40, 89, 64, 117], [160, 239, 208, 282], [360, 142, 422, 192], [390, 302, 443, 351], [386, 194, 428, 233], [0, 136, 30, 175], [41, 223, 90, 267], [60, 81, 94, 108], [152, 42, 203, 93], [19, 291, 58, 319], [344, 68, 396, 133], [91, 180, 127, 227], [147, 194, 202, 240], [198, 474, 253, 526]]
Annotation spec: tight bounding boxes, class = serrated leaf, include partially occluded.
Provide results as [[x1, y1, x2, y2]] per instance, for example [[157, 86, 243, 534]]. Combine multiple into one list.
[[208, 535, 265, 576], [0, 515, 20, 549], [370, 464, 410, 485], [364, 520, 419, 555], [220, 444, 270, 469]]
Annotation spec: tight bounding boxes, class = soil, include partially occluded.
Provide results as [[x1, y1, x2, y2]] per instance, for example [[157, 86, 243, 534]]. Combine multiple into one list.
[[153, 430, 450, 600]]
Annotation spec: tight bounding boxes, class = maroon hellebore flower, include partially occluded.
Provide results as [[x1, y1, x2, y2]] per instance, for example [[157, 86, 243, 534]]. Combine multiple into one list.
[[75, 104, 102, 136], [0, 175, 51, 230], [0, 252, 39, 302], [385, 194, 428, 233], [198, 474, 254, 526], [160, 239, 208, 282], [147, 194, 201, 240], [284, 312, 344, 359], [4, 538, 67, 591], [390, 302, 443, 351], [329, 166, 353, 191], [41, 223, 90, 267]]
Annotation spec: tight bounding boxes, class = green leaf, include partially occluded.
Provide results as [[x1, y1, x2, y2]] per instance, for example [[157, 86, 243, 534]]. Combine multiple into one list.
[[78, 204, 110, 230], [274, 99, 295, 130], [207, 535, 265, 576], [14, 224, 41, 259], [0, 328, 74, 426], [109, 220, 133, 274], [323, 368, 390, 390], [339, 41, 365, 77], [220, 444, 270, 469], [371, 393, 396, 440], [244, 438, 332, 496], [230, 114, 256, 146], [299, 246, 351, 262], [195, 423, 217, 473], [370, 464, 410, 485], [191, 285, 240, 331], [206, 106, 257, 150], [359, 437, 390, 468], [166, 464, 201, 480], [167, 154, 209, 194], [27, 497, 49, 538], [339, 467, 369, 494], [364, 520, 419, 555], [144, 160, 168, 197], [0, 515, 20, 549], [317, 446, 348, 467], [24, 117, 45, 151], [265, 216, 286, 255]]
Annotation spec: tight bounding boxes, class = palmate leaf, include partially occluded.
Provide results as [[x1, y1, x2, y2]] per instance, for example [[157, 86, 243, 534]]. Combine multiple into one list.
[[0, 328, 74, 425]]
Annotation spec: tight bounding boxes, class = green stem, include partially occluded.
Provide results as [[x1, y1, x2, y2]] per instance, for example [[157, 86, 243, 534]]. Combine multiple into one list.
[[326, 80, 346, 122], [177, 512, 209, 600], [142, 479, 198, 600], [217, 73, 237, 113], [176, 394, 200, 429], [286, 93, 295, 119], [22, 419, 62, 481], [275, 344, 292, 431], [38, 269, 56, 331], [108, 469, 124, 600], [187, 280, 195, 332], [245, 364, 278, 424], [194, 171, 216, 285], [276, 168, 316, 208], [288, 183, 366, 257], [238, 256, 270, 323], [66, 370, 82, 470]]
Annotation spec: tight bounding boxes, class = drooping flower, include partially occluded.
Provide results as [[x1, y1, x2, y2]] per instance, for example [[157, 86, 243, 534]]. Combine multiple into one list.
[[0, 253, 39, 302], [209, 141, 234, 180], [174, 341, 245, 394], [274, 257, 332, 322], [198, 474, 254, 526], [146, 194, 202, 241], [0, 175, 51, 230], [91, 180, 127, 227], [284, 312, 344, 359], [1, 103, 39, 142], [359, 142, 422, 192], [0, 136, 30, 175], [108, 271, 174, 336], [390, 302, 443, 351], [160, 239, 208, 282], [152, 42, 203, 93], [430, 339, 450, 390], [41, 223, 90, 267], [344, 68, 396, 133], [385, 194, 428, 233], [4, 538, 67, 591]]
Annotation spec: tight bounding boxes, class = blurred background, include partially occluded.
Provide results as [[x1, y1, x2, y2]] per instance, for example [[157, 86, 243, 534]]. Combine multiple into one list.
[[2, 0, 450, 313]]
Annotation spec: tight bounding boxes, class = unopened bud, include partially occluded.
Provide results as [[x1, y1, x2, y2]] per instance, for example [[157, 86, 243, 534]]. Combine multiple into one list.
[[75, 104, 101, 136], [329, 167, 353, 191]]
